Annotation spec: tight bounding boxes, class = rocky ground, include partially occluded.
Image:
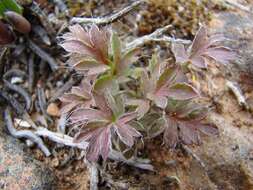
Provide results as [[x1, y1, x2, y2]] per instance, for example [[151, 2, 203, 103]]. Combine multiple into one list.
[[0, 0, 253, 190]]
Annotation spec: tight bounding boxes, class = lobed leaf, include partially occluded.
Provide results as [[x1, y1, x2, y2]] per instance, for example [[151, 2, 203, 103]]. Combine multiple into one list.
[[171, 26, 236, 68]]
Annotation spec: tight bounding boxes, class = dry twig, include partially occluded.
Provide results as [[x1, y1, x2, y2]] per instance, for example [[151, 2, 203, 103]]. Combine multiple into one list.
[[35, 127, 88, 149], [49, 75, 83, 102], [28, 39, 58, 71], [109, 149, 154, 171], [0, 90, 37, 129], [181, 144, 207, 171], [71, 0, 143, 25], [125, 25, 191, 50], [4, 107, 51, 157], [3, 69, 32, 111], [226, 80, 249, 110], [30, 2, 56, 35], [86, 162, 99, 190], [224, 0, 251, 13]]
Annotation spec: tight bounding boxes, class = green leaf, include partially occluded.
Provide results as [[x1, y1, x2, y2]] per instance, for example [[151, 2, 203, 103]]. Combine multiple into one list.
[[105, 90, 124, 118], [157, 67, 177, 88], [148, 53, 158, 73], [111, 32, 121, 73], [126, 67, 143, 79], [2, 0, 23, 15], [166, 99, 190, 113], [129, 121, 145, 132], [0, 3, 6, 18], [147, 117, 166, 138], [94, 74, 119, 95], [139, 113, 160, 130]]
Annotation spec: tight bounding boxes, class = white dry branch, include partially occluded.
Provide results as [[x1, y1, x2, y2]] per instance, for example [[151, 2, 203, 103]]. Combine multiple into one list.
[[86, 161, 99, 190], [125, 25, 191, 50], [181, 144, 207, 171], [4, 107, 51, 156], [226, 80, 249, 110], [35, 127, 88, 150], [224, 0, 251, 13], [109, 149, 154, 171], [71, 0, 143, 25]]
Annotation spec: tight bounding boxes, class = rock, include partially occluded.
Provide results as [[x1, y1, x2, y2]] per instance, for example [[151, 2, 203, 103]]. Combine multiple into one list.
[[192, 113, 253, 190], [187, 8, 253, 190], [0, 121, 56, 190], [47, 103, 60, 117]]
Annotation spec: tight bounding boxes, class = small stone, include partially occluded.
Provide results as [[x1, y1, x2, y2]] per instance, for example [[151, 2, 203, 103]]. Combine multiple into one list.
[[51, 157, 59, 168], [47, 103, 60, 117]]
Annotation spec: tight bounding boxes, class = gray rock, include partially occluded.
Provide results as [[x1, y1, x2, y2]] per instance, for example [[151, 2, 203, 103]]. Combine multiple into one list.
[[0, 121, 56, 190], [189, 9, 253, 190], [194, 113, 253, 190]]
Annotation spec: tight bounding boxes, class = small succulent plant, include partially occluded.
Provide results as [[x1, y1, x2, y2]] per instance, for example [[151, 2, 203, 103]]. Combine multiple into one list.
[[59, 24, 234, 162]]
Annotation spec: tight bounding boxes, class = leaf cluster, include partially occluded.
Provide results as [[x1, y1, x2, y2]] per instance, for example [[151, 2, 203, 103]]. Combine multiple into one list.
[[59, 24, 234, 161]]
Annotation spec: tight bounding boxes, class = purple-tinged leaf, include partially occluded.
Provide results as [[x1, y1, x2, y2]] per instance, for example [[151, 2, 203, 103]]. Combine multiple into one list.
[[118, 112, 138, 125], [190, 26, 208, 56], [61, 40, 93, 55], [93, 92, 112, 117], [98, 127, 112, 160], [153, 96, 168, 109], [89, 25, 110, 61], [114, 124, 141, 147], [171, 43, 188, 63], [204, 46, 236, 64], [70, 108, 110, 124], [60, 101, 81, 114], [197, 124, 219, 136], [157, 66, 177, 88], [208, 34, 227, 46], [171, 26, 236, 68], [60, 24, 111, 76], [126, 99, 150, 119], [160, 101, 218, 148], [84, 127, 112, 161], [190, 56, 207, 68], [68, 24, 91, 47], [59, 82, 94, 114], [179, 122, 201, 145], [168, 83, 199, 100]]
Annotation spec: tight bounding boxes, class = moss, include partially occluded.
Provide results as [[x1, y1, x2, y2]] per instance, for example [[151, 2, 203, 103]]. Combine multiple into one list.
[[137, 0, 212, 38]]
